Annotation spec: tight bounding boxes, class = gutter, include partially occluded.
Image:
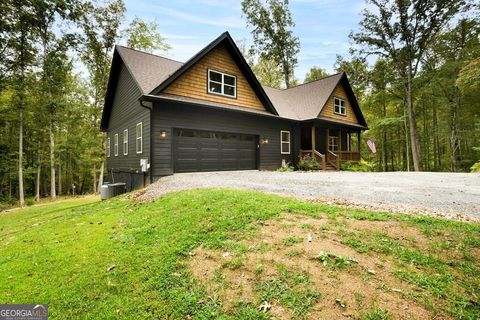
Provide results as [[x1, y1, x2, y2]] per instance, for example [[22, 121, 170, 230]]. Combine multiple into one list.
[[139, 99, 153, 185]]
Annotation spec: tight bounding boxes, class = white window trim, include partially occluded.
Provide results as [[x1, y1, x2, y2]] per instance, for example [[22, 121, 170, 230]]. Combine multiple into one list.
[[329, 136, 339, 152], [136, 122, 143, 154], [107, 137, 111, 158], [280, 130, 291, 154], [114, 134, 118, 157], [123, 129, 128, 156], [334, 97, 347, 116], [207, 69, 237, 98]]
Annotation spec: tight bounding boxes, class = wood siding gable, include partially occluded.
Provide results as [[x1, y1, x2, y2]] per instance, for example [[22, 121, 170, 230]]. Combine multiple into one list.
[[163, 43, 266, 111], [319, 82, 359, 125]]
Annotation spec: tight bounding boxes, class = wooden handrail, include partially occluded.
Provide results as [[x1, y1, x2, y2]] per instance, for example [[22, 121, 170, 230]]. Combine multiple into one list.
[[299, 149, 326, 170], [328, 150, 337, 157]]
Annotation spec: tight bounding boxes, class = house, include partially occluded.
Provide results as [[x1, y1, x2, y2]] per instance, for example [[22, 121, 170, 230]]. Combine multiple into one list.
[[100, 32, 368, 190]]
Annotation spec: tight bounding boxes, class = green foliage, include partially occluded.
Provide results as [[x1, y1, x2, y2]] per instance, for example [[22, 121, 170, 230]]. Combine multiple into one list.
[[125, 17, 171, 53], [304, 66, 329, 83], [311, 251, 358, 269], [296, 154, 320, 171], [251, 56, 283, 88], [470, 161, 480, 172], [341, 160, 374, 172], [276, 165, 294, 172], [241, 0, 300, 87]]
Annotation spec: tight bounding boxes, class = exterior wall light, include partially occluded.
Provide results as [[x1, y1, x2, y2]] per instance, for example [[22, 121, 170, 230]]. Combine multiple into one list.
[[160, 131, 167, 139], [260, 138, 269, 145]]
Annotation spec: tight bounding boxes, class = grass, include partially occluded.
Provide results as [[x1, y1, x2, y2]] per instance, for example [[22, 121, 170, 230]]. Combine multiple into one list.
[[0, 188, 478, 319]]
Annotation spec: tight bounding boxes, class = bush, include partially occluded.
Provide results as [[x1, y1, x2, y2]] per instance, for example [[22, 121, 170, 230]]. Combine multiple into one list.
[[341, 160, 374, 172], [25, 198, 35, 206], [297, 154, 320, 171], [471, 161, 480, 173], [277, 165, 294, 172]]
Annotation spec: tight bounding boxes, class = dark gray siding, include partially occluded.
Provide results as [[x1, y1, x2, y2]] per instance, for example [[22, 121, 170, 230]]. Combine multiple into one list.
[[151, 101, 296, 177], [106, 63, 150, 180]]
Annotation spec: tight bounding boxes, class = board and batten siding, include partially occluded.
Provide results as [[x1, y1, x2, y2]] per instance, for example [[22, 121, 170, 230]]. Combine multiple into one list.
[[319, 83, 359, 124], [106, 63, 150, 176], [151, 101, 296, 177], [163, 44, 265, 112]]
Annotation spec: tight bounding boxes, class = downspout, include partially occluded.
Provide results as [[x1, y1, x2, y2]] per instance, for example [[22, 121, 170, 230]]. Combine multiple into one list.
[[140, 98, 153, 185]]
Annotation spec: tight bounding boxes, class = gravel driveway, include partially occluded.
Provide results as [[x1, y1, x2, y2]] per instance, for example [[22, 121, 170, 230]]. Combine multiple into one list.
[[137, 171, 480, 222]]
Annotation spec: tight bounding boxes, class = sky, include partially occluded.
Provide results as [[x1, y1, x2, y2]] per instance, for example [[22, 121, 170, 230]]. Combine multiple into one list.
[[121, 0, 368, 81]]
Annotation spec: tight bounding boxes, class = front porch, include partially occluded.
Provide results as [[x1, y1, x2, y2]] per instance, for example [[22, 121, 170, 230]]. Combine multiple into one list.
[[299, 123, 361, 170]]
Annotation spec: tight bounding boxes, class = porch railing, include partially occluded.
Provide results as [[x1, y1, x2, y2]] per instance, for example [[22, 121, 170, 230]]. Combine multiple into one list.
[[339, 151, 360, 162], [299, 149, 326, 170], [327, 150, 340, 170]]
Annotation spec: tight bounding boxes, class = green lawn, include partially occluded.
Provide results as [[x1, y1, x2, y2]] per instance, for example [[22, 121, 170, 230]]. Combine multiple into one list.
[[0, 189, 478, 319]]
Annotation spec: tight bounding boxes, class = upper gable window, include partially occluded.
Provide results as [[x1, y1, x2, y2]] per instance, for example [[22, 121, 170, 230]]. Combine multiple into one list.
[[208, 69, 236, 98], [334, 97, 346, 116]]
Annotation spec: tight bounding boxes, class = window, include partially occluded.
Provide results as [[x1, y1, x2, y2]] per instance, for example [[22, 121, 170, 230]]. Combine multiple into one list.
[[329, 136, 339, 152], [123, 129, 128, 155], [136, 122, 143, 154], [107, 137, 111, 157], [114, 134, 118, 156], [281, 130, 290, 154], [208, 69, 236, 98], [334, 97, 346, 115]]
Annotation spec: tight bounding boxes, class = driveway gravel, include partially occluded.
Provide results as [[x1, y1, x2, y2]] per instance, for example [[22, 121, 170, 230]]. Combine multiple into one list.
[[136, 171, 480, 222]]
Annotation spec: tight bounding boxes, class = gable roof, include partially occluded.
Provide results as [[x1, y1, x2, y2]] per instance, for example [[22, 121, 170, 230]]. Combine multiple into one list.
[[101, 32, 367, 130], [116, 45, 183, 94], [150, 32, 278, 115], [263, 72, 367, 128]]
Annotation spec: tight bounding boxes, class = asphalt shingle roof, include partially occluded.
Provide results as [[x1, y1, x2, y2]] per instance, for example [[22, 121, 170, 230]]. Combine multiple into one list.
[[116, 46, 347, 122]]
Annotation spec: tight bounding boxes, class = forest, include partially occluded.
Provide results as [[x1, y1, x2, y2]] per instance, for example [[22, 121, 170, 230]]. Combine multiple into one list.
[[0, 0, 479, 207]]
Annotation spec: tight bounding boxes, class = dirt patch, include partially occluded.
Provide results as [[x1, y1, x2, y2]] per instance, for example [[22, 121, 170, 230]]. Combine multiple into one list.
[[188, 213, 451, 319]]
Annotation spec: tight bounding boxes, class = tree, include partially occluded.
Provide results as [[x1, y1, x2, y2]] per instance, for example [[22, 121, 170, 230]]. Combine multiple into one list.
[[241, 0, 300, 88], [8, 1, 39, 206], [252, 56, 283, 88], [334, 55, 369, 100], [80, 0, 125, 193], [304, 66, 329, 83], [125, 17, 171, 53], [352, 0, 470, 171], [433, 19, 480, 171]]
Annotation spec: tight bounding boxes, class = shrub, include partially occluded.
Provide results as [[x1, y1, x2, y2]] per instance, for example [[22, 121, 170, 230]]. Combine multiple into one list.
[[341, 160, 374, 172], [297, 154, 320, 171], [277, 165, 294, 172], [470, 161, 480, 173]]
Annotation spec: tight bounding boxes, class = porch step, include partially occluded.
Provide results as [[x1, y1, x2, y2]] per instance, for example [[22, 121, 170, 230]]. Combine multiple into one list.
[[323, 165, 337, 171]]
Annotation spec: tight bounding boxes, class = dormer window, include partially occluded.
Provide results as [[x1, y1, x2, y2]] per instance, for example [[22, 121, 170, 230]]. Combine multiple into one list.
[[208, 69, 236, 98], [334, 97, 346, 115]]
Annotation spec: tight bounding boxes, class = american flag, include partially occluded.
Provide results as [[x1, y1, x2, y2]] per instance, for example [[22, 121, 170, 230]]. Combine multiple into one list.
[[367, 139, 377, 153]]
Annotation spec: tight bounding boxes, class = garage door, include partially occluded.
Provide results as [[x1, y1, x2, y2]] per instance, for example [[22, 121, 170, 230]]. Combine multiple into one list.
[[173, 129, 257, 172]]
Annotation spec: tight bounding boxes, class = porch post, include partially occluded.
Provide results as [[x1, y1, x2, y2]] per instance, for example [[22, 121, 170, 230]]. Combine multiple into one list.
[[311, 126, 316, 152], [357, 131, 361, 153]]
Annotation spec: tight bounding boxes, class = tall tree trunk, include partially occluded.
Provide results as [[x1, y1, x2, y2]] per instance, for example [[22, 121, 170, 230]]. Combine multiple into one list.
[[98, 161, 104, 193], [18, 108, 25, 207], [381, 97, 387, 172], [450, 86, 460, 172], [405, 71, 422, 171], [35, 147, 41, 202], [93, 163, 97, 194], [403, 101, 410, 172], [283, 58, 290, 88], [58, 162, 62, 196], [50, 121, 56, 199], [432, 97, 440, 170]]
